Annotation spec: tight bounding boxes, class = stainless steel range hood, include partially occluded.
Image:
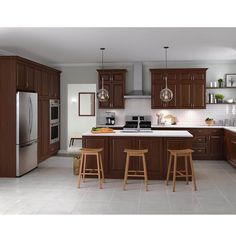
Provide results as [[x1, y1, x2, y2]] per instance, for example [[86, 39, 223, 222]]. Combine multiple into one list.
[[124, 63, 151, 99]]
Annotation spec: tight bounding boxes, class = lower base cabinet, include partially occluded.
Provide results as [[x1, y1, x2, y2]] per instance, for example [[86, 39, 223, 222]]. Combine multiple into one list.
[[38, 98, 59, 163], [225, 130, 236, 167], [82, 136, 192, 180]]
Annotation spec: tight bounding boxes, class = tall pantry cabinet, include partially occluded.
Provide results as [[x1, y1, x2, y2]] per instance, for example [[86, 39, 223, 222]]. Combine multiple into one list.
[[0, 56, 61, 177]]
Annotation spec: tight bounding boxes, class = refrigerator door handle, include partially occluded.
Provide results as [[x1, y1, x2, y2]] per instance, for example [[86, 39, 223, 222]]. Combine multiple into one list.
[[20, 141, 36, 148], [29, 97, 33, 135]]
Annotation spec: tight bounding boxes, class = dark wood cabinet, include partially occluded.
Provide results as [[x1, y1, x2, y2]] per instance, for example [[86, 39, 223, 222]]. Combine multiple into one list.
[[38, 98, 50, 162], [97, 69, 126, 109], [137, 137, 164, 179], [82, 137, 109, 174], [151, 68, 207, 109], [82, 135, 192, 180], [0, 56, 61, 176], [16, 62, 36, 91], [152, 127, 225, 160], [151, 70, 178, 109], [225, 130, 236, 167]]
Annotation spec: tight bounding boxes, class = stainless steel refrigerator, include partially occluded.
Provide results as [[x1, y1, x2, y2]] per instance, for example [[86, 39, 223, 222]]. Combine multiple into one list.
[[16, 92, 38, 176]]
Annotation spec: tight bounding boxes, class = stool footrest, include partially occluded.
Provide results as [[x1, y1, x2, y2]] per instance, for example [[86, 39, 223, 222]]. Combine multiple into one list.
[[127, 174, 145, 177]]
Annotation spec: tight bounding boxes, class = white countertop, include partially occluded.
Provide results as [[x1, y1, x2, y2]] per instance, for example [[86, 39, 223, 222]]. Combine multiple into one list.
[[224, 127, 236, 133], [82, 130, 193, 138], [97, 124, 236, 132]]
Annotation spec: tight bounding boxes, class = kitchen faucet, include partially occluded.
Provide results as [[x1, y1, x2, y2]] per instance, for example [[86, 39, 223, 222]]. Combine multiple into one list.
[[137, 116, 140, 132]]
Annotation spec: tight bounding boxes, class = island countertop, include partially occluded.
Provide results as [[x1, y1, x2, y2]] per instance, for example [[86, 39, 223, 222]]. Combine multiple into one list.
[[82, 130, 193, 138]]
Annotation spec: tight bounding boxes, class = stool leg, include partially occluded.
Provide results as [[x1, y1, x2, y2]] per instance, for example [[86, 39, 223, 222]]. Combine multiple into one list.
[[123, 154, 130, 190], [99, 153, 105, 183], [142, 154, 148, 191], [96, 153, 102, 189], [77, 154, 84, 188], [189, 154, 197, 191], [166, 154, 172, 186], [173, 154, 177, 192], [82, 154, 87, 182], [69, 139, 72, 147], [185, 155, 189, 185]]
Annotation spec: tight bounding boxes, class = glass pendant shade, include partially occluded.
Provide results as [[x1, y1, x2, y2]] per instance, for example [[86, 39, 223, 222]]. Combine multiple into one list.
[[97, 48, 109, 102], [97, 84, 109, 102]]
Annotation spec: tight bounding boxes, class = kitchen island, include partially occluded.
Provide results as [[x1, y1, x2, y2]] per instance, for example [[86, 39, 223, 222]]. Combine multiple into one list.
[[82, 130, 193, 180]]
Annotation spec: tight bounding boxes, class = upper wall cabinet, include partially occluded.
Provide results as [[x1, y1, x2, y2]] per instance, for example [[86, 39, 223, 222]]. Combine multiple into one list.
[[97, 69, 126, 109], [16, 61, 36, 91], [151, 68, 207, 109]]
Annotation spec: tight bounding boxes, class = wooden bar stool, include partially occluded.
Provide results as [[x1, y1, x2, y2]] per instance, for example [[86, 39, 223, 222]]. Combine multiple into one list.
[[123, 149, 148, 191], [166, 149, 197, 192], [77, 148, 104, 189]]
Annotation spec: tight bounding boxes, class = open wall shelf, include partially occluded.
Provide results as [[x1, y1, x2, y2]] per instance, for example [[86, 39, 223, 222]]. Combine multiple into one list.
[[206, 87, 236, 89]]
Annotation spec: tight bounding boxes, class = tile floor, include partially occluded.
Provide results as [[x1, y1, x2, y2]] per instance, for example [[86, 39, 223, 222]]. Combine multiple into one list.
[[1, 156, 236, 214]]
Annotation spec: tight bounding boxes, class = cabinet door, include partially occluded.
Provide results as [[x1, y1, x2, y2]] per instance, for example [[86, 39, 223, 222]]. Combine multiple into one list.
[[112, 71, 124, 82], [109, 137, 136, 178], [16, 62, 26, 90], [151, 74, 165, 108], [38, 99, 49, 162], [137, 137, 164, 179], [25, 64, 35, 91], [192, 75, 205, 108], [112, 82, 124, 108], [230, 135, 236, 164], [53, 73, 60, 98], [179, 72, 192, 108], [209, 135, 224, 159], [35, 68, 42, 96], [164, 72, 178, 109], [41, 71, 50, 97]]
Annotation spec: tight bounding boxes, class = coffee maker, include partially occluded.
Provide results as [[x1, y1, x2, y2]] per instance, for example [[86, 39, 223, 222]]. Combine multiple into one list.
[[105, 112, 115, 125]]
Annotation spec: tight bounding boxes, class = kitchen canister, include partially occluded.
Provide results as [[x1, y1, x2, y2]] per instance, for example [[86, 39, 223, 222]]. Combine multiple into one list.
[[209, 93, 215, 103]]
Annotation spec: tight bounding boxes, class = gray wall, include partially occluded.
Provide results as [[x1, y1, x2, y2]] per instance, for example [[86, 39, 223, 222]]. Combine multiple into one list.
[[60, 61, 236, 150]]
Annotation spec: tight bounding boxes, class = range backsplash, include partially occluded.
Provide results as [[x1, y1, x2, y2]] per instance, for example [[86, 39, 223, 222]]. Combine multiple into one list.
[[97, 99, 236, 126]]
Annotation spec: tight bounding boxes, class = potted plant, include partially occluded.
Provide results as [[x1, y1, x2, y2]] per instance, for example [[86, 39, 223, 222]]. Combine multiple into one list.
[[215, 93, 224, 103], [218, 78, 224, 88], [205, 118, 215, 126]]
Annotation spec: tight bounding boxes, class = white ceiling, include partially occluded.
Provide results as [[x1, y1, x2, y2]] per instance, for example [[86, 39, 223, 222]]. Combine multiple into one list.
[[1, 28, 236, 65]]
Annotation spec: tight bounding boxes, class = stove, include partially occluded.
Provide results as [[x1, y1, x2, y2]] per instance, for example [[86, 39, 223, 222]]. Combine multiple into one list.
[[123, 116, 152, 132]]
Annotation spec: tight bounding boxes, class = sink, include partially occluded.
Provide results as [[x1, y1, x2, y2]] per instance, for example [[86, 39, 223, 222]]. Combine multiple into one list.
[[120, 129, 153, 133]]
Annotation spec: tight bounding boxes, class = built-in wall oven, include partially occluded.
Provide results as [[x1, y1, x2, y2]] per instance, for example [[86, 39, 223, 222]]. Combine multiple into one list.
[[50, 122, 60, 144], [49, 99, 60, 144], [50, 99, 60, 124]]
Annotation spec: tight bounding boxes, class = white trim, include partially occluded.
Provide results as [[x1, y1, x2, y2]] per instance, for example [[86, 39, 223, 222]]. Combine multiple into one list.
[[54, 60, 236, 68]]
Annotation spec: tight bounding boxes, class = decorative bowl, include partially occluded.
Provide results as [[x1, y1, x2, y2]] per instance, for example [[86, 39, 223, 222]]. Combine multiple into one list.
[[205, 120, 215, 126]]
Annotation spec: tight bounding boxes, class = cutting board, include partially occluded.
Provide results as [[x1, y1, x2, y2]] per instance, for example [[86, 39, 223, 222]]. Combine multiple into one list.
[[91, 130, 115, 134]]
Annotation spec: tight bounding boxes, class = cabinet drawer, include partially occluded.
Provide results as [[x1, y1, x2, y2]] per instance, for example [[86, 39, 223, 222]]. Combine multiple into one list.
[[208, 129, 223, 136], [193, 142, 207, 149], [193, 148, 207, 155], [193, 136, 206, 143], [49, 142, 59, 153]]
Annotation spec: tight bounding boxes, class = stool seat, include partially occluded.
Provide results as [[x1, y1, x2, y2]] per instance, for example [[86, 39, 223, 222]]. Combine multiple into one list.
[[80, 148, 103, 153], [77, 147, 104, 189], [123, 149, 148, 191], [166, 149, 197, 192], [168, 149, 194, 155], [124, 149, 148, 155]]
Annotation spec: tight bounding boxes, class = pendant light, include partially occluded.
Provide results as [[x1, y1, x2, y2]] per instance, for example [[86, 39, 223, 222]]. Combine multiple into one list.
[[160, 46, 173, 102], [97, 48, 109, 102]]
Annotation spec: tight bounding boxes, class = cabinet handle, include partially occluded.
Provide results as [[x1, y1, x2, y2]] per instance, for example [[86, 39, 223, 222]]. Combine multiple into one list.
[[232, 141, 236, 145]]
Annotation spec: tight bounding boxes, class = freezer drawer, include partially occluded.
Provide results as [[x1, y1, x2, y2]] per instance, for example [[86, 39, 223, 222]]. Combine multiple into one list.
[[16, 141, 38, 176]]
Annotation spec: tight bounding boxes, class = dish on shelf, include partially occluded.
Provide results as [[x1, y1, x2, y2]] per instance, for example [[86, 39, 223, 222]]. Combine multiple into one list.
[[226, 99, 234, 103]]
